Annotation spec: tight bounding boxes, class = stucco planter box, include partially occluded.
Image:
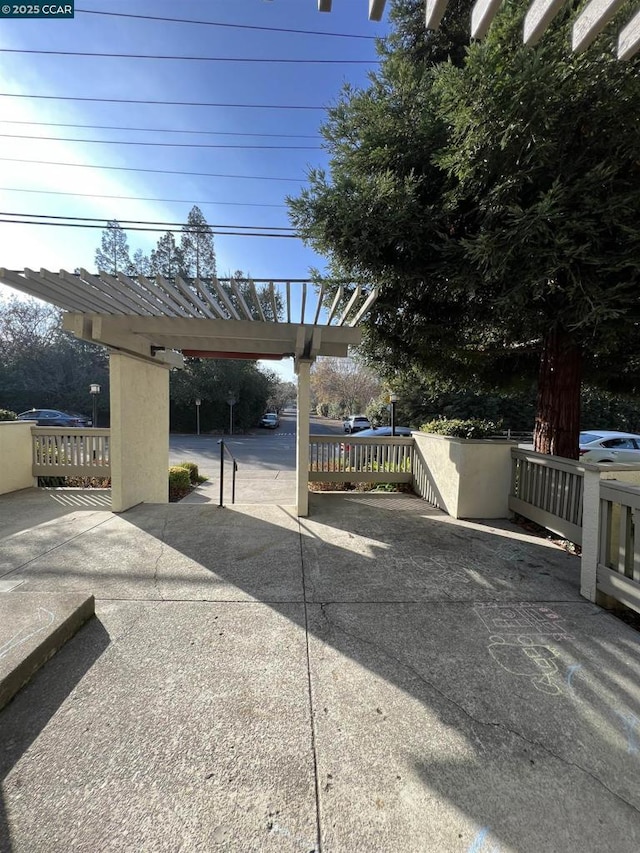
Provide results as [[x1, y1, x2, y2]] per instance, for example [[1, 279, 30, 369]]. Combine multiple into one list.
[[412, 431, 517, 519], [0, 421, 33, 495]]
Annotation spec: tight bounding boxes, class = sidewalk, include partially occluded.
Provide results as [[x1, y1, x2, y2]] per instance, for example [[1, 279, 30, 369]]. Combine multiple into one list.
[[1, 488, 640, 852]]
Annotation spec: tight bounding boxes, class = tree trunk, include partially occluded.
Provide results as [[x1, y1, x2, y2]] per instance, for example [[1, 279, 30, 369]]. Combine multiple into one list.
[[533, 327, 582, 459]]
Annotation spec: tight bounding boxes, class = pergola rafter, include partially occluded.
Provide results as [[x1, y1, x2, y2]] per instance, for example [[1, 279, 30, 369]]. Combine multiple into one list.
[[319, 0, 640, 60]]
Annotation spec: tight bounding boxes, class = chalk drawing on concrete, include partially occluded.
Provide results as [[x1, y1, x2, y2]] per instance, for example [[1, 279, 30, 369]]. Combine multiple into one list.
[[475, 604, 575, 695], [0, 607, 55, 661], [616, 711, 639, 755]]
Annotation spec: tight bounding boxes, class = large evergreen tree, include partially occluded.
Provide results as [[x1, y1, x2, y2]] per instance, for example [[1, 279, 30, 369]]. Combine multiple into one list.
[[288, 0, 640, 458], [94, 220, 133, 276], [180, 206, 217, 279], [150, 232, 184, 279]]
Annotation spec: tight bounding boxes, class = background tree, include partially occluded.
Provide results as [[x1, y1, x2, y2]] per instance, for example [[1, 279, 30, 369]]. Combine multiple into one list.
[[310, 357, 380, 418], [266, 378, 297, 413], [170, 358, 277, 433], [131, 248, 152, 277], [150, 232, 184, 279], [94, 220, 133, 275], [180, 206, 217, 279], [289, 0, 640, 458], [0, 297, 109, 418]]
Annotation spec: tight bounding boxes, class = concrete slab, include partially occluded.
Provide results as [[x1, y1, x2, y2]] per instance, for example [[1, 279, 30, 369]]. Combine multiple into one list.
[[307, 600, 640, 852], [2, 504, 305, 603], [0, 489, 112, 576], [0, 601, 318, 853], [182, 472, 296, 506], [1, 488, 639, 853], [301, 492, 581, 602], [0, 591, 95, 711]]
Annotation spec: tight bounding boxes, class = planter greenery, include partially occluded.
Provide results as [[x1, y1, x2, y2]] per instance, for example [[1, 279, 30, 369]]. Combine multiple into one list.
[[419, 418, 503, 439], [0, 409, 17, 421]]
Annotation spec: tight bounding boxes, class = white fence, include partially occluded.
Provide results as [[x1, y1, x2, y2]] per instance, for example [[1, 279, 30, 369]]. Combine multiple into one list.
[[595, 480, 640, 615], [509, 448, 584, 544], [32, 427, 111, 478], [309, 434, 413, 484]]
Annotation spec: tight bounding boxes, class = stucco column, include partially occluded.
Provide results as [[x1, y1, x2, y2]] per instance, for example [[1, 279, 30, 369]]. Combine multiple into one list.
[[110, 352, 170, 512], [296, 359, 312, 517]]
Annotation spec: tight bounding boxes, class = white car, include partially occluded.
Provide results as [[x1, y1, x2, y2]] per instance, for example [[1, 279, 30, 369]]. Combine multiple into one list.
[[579, 430, 640, 463], [343, 415, 371, 434]]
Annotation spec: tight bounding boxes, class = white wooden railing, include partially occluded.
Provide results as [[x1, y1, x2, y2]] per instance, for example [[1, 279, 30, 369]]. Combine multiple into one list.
[[509, 448, 584, 544], [595, 480, 640, 615], [32, 427, 111, 478], [309, 434, 413, 483]]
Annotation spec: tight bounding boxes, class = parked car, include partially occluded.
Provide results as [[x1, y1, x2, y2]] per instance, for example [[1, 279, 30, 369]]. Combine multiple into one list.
[[343, 415, 371, 434], [343, 426, 412, 453], [352, 426, 413, 438], [579, 430, 640, 463], [17, 409, 89, 427], [260, 412, 280, 428]]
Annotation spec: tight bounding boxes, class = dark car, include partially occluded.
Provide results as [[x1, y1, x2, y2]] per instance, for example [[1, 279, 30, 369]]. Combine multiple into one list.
[[17, 409, 89, 427]]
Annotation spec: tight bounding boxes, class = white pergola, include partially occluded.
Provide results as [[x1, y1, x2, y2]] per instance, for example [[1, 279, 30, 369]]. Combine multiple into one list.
[[0, 268, 376, 516], [318, 0, 640, 60]]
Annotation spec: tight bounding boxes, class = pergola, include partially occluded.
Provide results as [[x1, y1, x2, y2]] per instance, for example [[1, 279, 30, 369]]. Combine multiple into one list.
[[0, 268, 376, 515], [318, 0, 640, 60]]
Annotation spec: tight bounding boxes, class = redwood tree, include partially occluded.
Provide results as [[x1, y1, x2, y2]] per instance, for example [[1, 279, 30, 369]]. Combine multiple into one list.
[[288, 0, 640, 458]]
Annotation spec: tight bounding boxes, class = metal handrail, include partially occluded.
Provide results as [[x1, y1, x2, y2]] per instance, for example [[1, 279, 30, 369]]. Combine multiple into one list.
[[218, 440, 238, 507]]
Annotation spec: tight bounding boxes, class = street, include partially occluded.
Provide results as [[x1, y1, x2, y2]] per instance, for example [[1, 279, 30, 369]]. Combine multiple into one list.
[[169, 410, 344, 480]]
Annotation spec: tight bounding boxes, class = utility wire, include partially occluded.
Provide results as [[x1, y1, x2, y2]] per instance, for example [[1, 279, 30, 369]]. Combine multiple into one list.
[[2, 211, 296, 231], [75, 8, 378, 40], [0, 133, 321, 151], [0, 93, 326, 110], [0, 187, 287, 209], [0, 48, 377, 65], [0, 218, 300, 238], [0, 119, 319, 140], [0, 157, 306, 183]]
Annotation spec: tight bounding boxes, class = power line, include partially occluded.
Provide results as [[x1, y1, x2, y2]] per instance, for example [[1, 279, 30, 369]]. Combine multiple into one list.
[[0, 93, 326, 110], [0, 119, 319, 140], [0, 218, 300, 238], [0, 133, 321, 151], [76, 8, 378, 40], [0, 157, 307, 183], [2, 211, 296, 231], [0, 48, 377, 65], [0, 187, 287, 209]]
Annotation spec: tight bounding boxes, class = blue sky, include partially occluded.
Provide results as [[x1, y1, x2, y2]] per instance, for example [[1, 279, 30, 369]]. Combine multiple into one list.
[[0, 1, 389, 277], [0, 1, 391, 380]]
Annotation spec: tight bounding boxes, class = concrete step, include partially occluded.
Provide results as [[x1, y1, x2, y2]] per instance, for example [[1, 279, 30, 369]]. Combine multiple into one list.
[[0, 590, 95, 710]]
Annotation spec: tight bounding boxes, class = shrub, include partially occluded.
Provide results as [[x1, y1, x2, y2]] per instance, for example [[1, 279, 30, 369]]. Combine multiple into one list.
[[169, 465, 192, 502], [178, 461, 199, 484], [419, 418, 503, 439], [0, 409, 17, 421]]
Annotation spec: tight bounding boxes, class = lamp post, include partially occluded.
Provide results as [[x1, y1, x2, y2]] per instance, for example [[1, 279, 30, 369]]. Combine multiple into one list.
[[226, 392, 237, 436], [195, 398, 201, 436], [389, 392, 398, 436], [89, 383, 100, 428]]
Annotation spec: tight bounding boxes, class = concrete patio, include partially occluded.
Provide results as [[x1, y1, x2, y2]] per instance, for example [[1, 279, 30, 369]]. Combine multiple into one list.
[[1, 487, 640, 852]]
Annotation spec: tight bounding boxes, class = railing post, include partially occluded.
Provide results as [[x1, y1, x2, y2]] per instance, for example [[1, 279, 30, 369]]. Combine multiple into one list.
[[219, 440, 225, 508], [580, 467, 601, 602], [232, 461, 237, 505]]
